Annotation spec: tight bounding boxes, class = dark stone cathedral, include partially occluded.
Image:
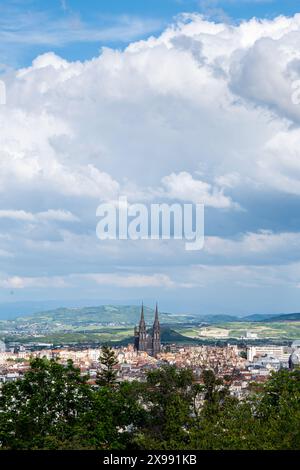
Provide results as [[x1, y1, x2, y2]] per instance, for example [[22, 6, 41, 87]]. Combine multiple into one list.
[[134, 303, 161, 357]]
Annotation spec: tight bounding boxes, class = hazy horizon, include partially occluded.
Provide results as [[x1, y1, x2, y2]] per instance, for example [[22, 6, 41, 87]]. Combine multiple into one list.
[[0, 299, 298, 321]]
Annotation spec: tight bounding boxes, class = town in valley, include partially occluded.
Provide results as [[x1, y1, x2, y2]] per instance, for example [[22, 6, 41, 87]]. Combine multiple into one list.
[[1, 303, 300, 399]]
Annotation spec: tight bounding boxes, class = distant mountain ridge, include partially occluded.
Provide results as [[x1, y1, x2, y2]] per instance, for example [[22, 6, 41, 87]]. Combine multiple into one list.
[[191, 313, 287, 323], [195, 313, 298, 323], [13, 305, 196, 326], [261, 312, 300, 322], [0, 303, 299, 325]]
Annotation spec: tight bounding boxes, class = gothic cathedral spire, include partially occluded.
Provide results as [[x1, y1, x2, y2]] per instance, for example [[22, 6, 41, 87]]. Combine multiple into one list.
[[139, 302, 145, 327], [154, 302, 159, 325], [152, 302, 161, 356], [134, 303, 161, 357], [137, 302, 147, 351]]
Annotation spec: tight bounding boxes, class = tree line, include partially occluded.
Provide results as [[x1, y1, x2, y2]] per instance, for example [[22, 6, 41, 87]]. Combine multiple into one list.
[[0, 346, 300, 450]]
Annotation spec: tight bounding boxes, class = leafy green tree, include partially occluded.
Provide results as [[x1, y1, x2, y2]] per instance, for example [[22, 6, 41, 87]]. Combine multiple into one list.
[[255, 369, 300, 449], [201, 369, 228, 404], [0, 357, 92, 449], [1, 359, 300, 450], [134, 366, 195, 449], [197, 369, 231, 424], [96, 346, 118, 387], [239, 350, 247, 359], [260, 368, 300, 411], [190, 369, 300, 450], [77, 381, 145, 449]]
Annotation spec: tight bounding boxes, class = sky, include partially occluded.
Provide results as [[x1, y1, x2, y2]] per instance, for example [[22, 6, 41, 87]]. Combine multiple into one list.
[[1, 1, 300, 315], [1, 1, 300, 67]]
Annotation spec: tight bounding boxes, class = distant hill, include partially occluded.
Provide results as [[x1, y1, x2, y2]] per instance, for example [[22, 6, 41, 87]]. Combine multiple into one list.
[[160, 327, 198, 343], [2, 302, 299, 329], [14, 305, 196, 326], [109, 327, 197, 347], [197, 313, 289, 323], [262, 312, 300, 322], [243, 313, 283, 322]]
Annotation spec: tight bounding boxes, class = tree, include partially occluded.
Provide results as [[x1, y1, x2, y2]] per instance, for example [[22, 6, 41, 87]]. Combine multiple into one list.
[[0, 355, 142, 450], [134, 366, 196, 449], [96, 346, 118, 387], [200, 369, 229, 409], [78, 381, 146, 449], [255, 369, 300, 449], [1, 361, 300, 450], [0, 357, 92, 449], [189, 369, 300, 450], [239, 350, 247, 359]]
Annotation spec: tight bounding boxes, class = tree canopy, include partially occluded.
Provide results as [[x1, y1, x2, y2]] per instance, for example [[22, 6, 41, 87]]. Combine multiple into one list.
[[0, 357, 300, 450]]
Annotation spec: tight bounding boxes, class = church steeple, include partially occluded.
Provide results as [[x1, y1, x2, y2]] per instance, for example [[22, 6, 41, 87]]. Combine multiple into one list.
[[139, 302, 146, 327], [138, 302, 147, 351], [134, 302, 161, 356], [153, 302, 159, 326], [152, 302, 161, 357]]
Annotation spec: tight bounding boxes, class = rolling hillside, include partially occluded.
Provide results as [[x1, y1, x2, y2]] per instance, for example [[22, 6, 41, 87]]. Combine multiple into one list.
[[10, 305, 196, 327], [262, 312, 300, 322]]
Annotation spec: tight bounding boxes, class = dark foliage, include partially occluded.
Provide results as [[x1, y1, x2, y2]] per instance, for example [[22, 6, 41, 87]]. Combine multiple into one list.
[[0, 356, 300, 450]]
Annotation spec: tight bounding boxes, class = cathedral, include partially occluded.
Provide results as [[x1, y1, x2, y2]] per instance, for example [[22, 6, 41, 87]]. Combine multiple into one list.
[[134, 303, 161, 357]]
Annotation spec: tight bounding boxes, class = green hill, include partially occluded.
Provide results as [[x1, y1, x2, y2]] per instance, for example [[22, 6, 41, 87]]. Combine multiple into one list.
[[14, 305, 196, 327], [263, 312, 300, 322], [106, 327, 198, 347], [160, 327, 198, 344]]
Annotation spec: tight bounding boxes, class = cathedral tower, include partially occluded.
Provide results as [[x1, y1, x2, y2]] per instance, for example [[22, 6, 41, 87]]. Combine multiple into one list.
[[134, 303, 161, 356], [152, 303, 161, 356], [137, 303, 147, 351]]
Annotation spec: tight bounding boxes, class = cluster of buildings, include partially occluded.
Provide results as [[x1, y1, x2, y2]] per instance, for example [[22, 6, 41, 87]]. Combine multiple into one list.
[[0, 307, 300, 399], [1, 340, 299, 398]]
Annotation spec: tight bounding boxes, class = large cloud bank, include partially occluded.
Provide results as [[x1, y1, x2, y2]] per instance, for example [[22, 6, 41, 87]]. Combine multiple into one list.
[[1, 13, 300, 312]]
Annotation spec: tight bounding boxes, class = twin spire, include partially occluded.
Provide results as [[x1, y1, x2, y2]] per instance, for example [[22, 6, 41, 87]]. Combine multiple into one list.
[[139, 302, 159, 327], [135, 302, 161, 356]]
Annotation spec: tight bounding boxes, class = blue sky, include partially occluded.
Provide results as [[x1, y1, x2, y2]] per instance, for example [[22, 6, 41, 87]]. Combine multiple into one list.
[[1, 1, 300, 316], [1, 0, 300, 66]]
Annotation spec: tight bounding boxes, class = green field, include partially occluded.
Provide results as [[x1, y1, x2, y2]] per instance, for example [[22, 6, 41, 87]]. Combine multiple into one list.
[[3, 327, 134, 345], [178, 321, 300, 340], [2, 321, 300, 347]]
